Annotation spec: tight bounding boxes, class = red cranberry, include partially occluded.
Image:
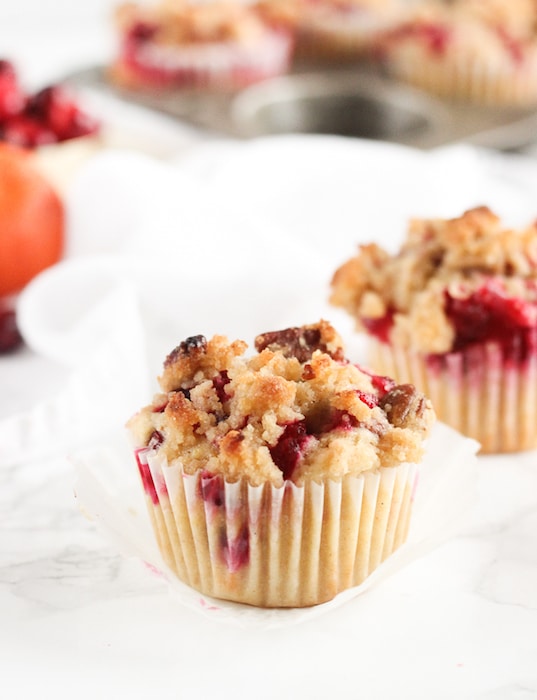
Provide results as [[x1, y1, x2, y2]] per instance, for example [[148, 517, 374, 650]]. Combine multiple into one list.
[[212, 371, 230, 403], [356, 390, 378, 408], [0, 60, 25, 121], [355, 363, 396, 398], [361, 310, 394, 344], [0, 307, 23, 353], [147, 430, 164, 450], [129, 22, 158, 42], [27, 85, 99, 141], [269, 420, 312, 480], [445, 279, 537, 361], [2, 114, 56, 147]]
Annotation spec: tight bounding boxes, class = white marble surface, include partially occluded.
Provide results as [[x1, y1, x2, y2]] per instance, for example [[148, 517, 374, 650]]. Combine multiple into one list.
[[2, 3, 537, 699]]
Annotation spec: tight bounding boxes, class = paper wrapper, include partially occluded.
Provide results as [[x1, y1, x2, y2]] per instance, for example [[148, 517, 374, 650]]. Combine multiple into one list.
[[73, 422, 479, 628], [112, 30, 293, 91], [135, 447, 417, 608], [369, 337, 537, 454]]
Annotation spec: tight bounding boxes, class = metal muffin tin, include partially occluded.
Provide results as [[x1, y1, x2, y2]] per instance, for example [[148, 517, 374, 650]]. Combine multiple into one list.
[[65, 65, 537, 151]]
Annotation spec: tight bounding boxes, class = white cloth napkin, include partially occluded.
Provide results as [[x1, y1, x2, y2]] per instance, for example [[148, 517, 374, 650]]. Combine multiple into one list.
[[4, 135, 534, 466]]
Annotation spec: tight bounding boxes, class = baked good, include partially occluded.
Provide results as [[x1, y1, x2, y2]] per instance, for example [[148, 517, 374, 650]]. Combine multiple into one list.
[[109, 0, 294, 91], [331, 207, 537, 453], [255, 0, 403, 62], [127, 320, 434, 607], [379, 0, 537, 105]]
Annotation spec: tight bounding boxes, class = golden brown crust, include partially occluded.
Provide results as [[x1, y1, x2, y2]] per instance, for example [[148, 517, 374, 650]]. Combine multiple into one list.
[[128, 321, 434, 486]]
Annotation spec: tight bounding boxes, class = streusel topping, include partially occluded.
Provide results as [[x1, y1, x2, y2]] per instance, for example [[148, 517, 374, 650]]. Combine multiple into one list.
[[128, 320, 434, 486], [331, 207, 537, 354], [116, 1, 268, 46]]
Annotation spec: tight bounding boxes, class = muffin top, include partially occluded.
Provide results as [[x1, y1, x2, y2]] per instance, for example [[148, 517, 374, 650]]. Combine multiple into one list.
[[115, 1, 270, 46], [128, 320, 434, 487], [331, 207, 537, 355]]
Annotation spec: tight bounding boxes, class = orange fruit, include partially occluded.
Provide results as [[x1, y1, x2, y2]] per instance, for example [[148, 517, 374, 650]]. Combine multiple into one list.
[[0, 142, 64, 297]]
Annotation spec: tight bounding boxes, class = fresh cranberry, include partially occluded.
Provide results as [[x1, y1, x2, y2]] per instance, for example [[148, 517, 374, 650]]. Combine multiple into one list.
[[2, 114, 56, 147], [445, 279, 537, 361], [355, 363, 396, 398], [0, 308, 23, 353], [269, 420, 311, 480], [356, 390, 378, 408], [362, 310, 394, 344], [0, 60, 25, 121], [27, 85, 100, 141], [147, 430, 164, 450], [129, 21, 158, 42]]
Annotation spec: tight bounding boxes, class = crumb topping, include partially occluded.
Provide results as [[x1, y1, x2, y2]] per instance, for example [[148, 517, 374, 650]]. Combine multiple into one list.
[[128, 320, 434, 486], [116, 1, 270, 46], [331, 207, 537, 354]]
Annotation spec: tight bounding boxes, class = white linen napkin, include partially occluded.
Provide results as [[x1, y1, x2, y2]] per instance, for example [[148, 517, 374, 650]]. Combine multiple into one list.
[[5, 136, 533, 466]]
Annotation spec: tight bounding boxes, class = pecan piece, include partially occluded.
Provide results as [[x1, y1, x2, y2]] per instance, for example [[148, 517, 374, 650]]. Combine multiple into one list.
[[255, 323, 344, 363], [379, 384, 427, 429], [164, 335, 207, 368]]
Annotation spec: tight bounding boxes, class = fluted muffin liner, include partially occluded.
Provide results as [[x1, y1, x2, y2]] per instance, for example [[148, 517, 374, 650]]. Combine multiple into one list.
[[112, 30, 293, 90], [73, 421, 478, 626], [135, 445, 417, 607], [369, 337, 537, 453]]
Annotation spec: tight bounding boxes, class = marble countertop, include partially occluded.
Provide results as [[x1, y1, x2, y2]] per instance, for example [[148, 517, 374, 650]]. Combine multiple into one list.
[[2, 3, 537, 698]]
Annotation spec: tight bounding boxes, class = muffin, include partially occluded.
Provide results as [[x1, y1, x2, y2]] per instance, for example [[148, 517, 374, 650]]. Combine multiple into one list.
[[127, 320, 435, 607], [331, 207, 537, 453], [379, 0, 537, 105], [255, 0, 403, 63], [109, 0, 294, 92]]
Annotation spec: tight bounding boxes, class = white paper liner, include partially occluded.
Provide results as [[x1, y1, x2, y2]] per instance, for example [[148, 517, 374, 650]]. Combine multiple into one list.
[[138, 449, 416, 608], [117, 30, 293, 89], [369, 337, 537, 453], [72, 421, 479, 628]]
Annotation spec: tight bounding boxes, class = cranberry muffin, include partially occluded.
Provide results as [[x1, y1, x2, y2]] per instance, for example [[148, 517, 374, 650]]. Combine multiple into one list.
[[331, 207, 537, 453], [109, 0, 294, 91], [127, 320, 434, 607], [380, 0, 537, 105]]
